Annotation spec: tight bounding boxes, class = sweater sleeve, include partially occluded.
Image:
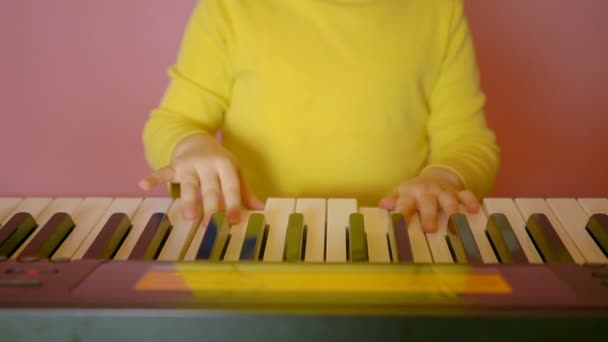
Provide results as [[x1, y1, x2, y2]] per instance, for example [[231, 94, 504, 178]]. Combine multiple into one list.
[[422, 0, 500, 199], [142, 0, 231, 170]]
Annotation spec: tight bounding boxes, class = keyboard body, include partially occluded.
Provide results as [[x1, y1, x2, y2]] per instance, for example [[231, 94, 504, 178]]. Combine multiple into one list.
[[1, 196, 608, 341]]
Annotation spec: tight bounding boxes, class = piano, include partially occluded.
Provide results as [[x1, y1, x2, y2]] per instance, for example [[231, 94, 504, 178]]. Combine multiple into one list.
[[1, 196, 607, 341]]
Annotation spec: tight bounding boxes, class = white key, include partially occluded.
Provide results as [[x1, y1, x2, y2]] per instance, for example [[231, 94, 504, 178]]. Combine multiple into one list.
[[4, 198, 52, 222], [52, 198, 113, 260], [365, 232, 391, 262], [157, 199, 204, 261], [223, 210, 255, 261], [515, 198, 585, 264], [547, 198, 607, 264], [12, 198, 83, 259], [359, 207, 389, 233], [2, 198, 52, 256], [359, 207, 390, 262], [326, 199, 357, 262], [183, 214, 211, 261], [425, 212, 453, 263], [114, 198, 173, 260], [403, 213, 433, 263], [578, 198, 608, 215], [483, 198, 542, 263], [295, 198, 326, 262], [72, 198, 143, 259], [458, 204, 498, 264], [262, 198, 295, 262], [0, 198, 22, 224]]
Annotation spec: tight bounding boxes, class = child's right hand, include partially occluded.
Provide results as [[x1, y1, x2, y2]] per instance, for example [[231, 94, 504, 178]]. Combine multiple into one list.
[[138, 133, 264, 224]]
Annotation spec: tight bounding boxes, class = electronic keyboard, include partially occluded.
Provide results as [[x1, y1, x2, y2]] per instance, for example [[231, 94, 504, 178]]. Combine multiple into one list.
[[1, 196, 607, 341]]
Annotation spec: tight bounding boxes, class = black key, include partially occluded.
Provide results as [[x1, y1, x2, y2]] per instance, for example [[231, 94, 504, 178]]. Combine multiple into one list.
[[587, 214, 608, 257], [283, 213, 304, 262], [391, 213, 413, 262], [349, 213, 368, 262], [240, 213, 266, 261], [449, 213, 483, 264], [486, 213, 528, 264], [19, 213, 75, 259], [0, 213, 37, 246], [196, 213, 229, 261], [446, 234, 468, 264], [129, 213, 172, 260], [0, 215, 38, 258], [526, 213, 573, 263], [83, 213, 131, 259]]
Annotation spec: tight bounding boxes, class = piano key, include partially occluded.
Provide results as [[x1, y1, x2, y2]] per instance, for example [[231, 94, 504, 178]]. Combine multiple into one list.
[[515, 198, 584, 264], [0, 198, 22, 225], [360, 207, 391, 262], [240, 213, 266, 261], [72, 198, 142, 259], [284, 213, 304, 262], [326, 199, 357, 262], [19, 213, 75, 259], [577, 198, 608, 215], [295, 199, 326, 263], [0, 214, 37, 257], [449, 213, 482, 264], [486, 213, 528, 264], [11, 198, 82, 260], [526, 213, 574, 263], [397, 213, 433, 263], [391, 213, 413, 263], [196, 213, 229, 261], [586, 214, 608, 257], [348, 213, 368, 262], [0, 226, 36, 258], [222, 210, 254, 262], [128, 213, 172, 260], [182, 214, 211, 261], [359, 207, 389, 233], [365, 232, 391, 262], [0, 213, 36, 247], [446, 234, 468, 264], [83, 213, 132, 259], [52, 198, 113, 260], [546, 198, 607, 264], [4, 198, 52, 226], [425, 212, 454, 263], [157, 199, 203, 261], [458, 204, 498, 264], [113, 198, 173, 260], [262, 198, 295, 262], [483, 198, 542, 263]]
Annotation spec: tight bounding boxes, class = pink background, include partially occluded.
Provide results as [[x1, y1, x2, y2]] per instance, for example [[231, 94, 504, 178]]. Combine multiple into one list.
[[1, 0, 607, 199]]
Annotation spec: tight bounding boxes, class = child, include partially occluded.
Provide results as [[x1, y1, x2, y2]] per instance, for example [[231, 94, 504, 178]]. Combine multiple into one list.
[[139, 0, 500, 233]]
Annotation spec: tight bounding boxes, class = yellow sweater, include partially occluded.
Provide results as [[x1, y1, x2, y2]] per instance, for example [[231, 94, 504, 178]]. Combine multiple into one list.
[[142, 0, 500, 206]]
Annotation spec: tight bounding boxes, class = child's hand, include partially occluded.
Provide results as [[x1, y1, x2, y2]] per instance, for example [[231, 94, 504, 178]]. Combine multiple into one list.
[[138, 133, 264, 223], [378, 167, 480, 233]]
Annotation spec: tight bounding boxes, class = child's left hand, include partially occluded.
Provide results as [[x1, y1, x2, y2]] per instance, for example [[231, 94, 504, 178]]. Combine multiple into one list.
[[378, 167, 480, 233]]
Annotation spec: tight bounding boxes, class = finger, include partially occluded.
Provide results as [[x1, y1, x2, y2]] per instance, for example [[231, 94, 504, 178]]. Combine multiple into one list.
[[179, 175, 200, 219], [239, 171, 264, 210], [438, 191, 459, 219], [416, 192, 438, 233], [216, 161, 243, 224], [378, 190, 399, 210], [198, 170, 221, 218], [138, 166, 175, 190], [394, 195, 416, 219], [458, 190, 480, 212]]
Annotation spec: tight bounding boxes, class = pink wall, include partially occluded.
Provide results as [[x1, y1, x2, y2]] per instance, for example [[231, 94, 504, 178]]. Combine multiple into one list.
[[0, 0, 606, 199]]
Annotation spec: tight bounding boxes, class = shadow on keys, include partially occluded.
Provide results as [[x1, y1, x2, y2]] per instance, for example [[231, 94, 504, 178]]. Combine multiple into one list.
[[0, 196, 608, 341]]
